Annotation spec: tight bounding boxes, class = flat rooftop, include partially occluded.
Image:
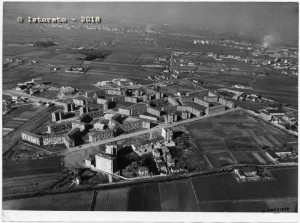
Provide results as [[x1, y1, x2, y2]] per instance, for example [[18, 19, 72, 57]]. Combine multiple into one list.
[[182, 102, 206, 111]]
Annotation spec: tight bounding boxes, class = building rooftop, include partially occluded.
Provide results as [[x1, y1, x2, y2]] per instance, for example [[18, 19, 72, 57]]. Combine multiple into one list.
[[96, 152, 117, 160], [182, 102, 206, 111]]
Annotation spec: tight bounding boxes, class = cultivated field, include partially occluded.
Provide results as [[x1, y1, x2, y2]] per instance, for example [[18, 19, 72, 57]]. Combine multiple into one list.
[[183, 110, 297, 168], [3, 167, 297, 211]]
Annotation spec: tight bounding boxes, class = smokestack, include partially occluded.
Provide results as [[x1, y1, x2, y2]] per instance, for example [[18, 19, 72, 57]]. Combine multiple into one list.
[[262, 35, 275, 49]]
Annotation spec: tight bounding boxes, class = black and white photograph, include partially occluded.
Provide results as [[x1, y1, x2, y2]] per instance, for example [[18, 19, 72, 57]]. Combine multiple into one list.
[[2, 1, 298, 220]]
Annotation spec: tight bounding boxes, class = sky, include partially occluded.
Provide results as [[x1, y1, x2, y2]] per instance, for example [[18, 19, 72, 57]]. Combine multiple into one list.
[[4, 2, 299, 45]]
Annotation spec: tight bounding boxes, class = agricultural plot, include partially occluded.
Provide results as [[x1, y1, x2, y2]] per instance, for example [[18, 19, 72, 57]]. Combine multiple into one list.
[[232, 152, 254, 164], [3, 105, 43, 127], [17, 50, 49, 57], [176, 180, 200, 211], [226, 137, 259, 151], [198, 139, 227, 152], [144, 183, 162, 211], [184, 111, 297, 167], [199, 200, 269, 212], [251, 152, 267, 164], [3, 156, 62, 178], [191, 167, 297, 202], [93, 190, 109, 211], [206, 151, 236, 167], [159, 182, 180, 211], [126, 185, 145, 211], [189, 128, 221, 139], [220, 129, 251, 138], [105, 187, 130, 211], [3, 173, 66, 197], [3, 191, 94, 211], [253, 136, 276, 148]]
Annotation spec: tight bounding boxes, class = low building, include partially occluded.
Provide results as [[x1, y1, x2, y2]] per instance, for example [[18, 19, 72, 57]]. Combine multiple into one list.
[[147, 106, 162, 117], [88, 129, 115, 143], [138, 166, 149, 176], [94, 122, 106, 130], [21, 131, 42, 145], [106, 89, 123, 96], [204, 96, 219, 103], [47, 122, 72, 134], [218, 97, 235, 108], [73, 98, 86, 106], [240, 166, 257, 177], [124, 96, 138, 103], [139, 114, 158, 121], [205, 105, 226, 115], [194, 97, 210, 108]]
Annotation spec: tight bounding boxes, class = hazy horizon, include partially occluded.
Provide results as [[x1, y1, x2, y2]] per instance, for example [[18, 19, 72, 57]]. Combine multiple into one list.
[[4, 2, 299, 46]]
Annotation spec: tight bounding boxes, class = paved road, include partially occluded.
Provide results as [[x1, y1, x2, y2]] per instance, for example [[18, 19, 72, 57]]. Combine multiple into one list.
[[61, 107, 241, 155]]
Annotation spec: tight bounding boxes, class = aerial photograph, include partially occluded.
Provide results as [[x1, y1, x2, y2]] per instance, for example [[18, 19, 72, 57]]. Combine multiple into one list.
[[2, 1, 298, 215]]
